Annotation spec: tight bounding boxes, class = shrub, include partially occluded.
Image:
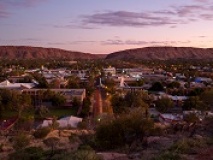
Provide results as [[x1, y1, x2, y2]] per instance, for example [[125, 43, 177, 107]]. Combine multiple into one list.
[[153, 151, 181, 160], [69, 134, 81, 144], [184, 113, 199, 123], [12, 133, 30, 150], [69, 148, 103, 160], [34, 127, 51, 139], [77, 121, 88, 129], [9, 146, 44, 160], [169, 138, 206, 154]]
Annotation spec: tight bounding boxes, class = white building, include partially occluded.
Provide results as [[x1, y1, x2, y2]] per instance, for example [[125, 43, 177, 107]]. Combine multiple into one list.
[[0, 80, 37, 90], [103, 67, 116, 76]]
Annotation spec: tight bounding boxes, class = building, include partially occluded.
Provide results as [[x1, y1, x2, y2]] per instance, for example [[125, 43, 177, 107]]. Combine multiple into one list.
[[22, 88, 86, 103], [0, 80, 37, 90], [103, 67, 116, 76]]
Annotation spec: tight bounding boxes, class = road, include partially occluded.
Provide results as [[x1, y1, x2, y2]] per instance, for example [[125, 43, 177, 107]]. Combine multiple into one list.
[[93, 88, 103, 117]]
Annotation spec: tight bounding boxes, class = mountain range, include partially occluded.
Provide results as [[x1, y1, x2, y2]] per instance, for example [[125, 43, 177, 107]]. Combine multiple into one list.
[[106, 47, 213, 60], [1, 46, 213, 60], [0, 46, 106, 59]]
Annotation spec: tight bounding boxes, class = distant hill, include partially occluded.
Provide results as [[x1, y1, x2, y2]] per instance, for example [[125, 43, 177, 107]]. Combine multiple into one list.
[[106, 47, 213, 60], [0, 46, 102, 59]]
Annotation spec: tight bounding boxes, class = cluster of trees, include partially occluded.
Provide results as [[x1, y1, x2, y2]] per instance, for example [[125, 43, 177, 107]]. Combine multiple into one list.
[[153, 88, 213, 113], [0, 89, 32, 118], [95, 108, 155, 150], [111, 91, 149, 114], [183, 89, 213, 111]]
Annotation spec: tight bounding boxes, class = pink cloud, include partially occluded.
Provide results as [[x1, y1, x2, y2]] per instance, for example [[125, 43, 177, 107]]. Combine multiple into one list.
[[0, 0, 48, 18]]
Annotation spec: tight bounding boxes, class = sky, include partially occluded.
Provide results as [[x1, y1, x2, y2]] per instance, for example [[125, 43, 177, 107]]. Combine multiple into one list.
[[0, 0, 213, 54]]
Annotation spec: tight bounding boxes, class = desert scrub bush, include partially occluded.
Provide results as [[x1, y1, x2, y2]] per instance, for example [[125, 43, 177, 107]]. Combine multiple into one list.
[[9, 146, 44, 160], [169, 138, 207, 154], [79, 134, 96, 149], [34, 127, 51, 139], [150, 126, 164, 136], [69, 147, 103, 160], [152, 151, 181, 160], [12, 133, 30, 150], [69, 134, 81, 144]]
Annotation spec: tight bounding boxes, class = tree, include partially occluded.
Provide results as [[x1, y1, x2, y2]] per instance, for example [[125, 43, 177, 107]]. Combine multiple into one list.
[[167, 81, 181, 89], [15, 115, 34, 131], [72, 97, 81, 113], [95, 108, 154, 150], [183, 96, 207, 111], [155, 97, 174, 113], [32, 72, 49, 88], [81, 97, 91, 117], [111, 93, 126, 114], [184, 113, 199, 123], [104, 78, 116, 94], [51, 93, 66, 107], [149, 82, 164, 91], [17, 94, 32, 116], [67, 76, 80, 88], [49, 79, 61, 88], [124, 91, 148, 109], [200, 89, 213, 110], [35, 105, 50, 118]]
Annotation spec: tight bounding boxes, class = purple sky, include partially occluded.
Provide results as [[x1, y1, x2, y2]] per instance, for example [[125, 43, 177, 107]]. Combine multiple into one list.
[[0, 0, 213, 54]]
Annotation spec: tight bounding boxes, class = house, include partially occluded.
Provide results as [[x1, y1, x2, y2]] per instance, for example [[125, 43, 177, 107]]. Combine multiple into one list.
[[0, 80, 37, 90], [39, 116, 82, 128], [194, 77, 212, 84], [159, 113, 183, 124], [103, 67, 116, 76]]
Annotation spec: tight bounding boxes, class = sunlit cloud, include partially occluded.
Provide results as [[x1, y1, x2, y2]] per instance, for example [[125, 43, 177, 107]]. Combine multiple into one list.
[[78, 3, 213, 28], [101, 39, 191, 46]]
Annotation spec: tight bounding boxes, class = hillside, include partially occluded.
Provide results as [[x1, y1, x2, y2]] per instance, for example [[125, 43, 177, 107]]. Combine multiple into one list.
[[106, 47, 213, 60], [0, 46, 101, 60]]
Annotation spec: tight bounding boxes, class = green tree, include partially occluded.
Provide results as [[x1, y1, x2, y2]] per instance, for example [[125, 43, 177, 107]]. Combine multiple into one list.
[[67, 76, 80, 88], [81, 97, 91, 117], [51, 93, 66, 107], [35, 105, 49, 118], [72, 97, 81, 113], [49, 79, 61, 88], [155, 97, 174, 113], [110, 93, 126, 114], [149, 82, 164, 91], [183, 96, 207, 111], [95, 108, 154, 150], [124, 91, 148, 109], [17, 94, 32, 116], [200, 89, 213, 110], [32, 72, 49, 88], [167, 81, 181, 89], [184, 113, 199, 123], [104, 78, 116, 94]]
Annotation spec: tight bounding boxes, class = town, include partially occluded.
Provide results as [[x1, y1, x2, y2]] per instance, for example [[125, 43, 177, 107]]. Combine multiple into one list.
[[0, 58, 213, 159]]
